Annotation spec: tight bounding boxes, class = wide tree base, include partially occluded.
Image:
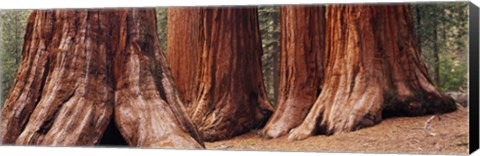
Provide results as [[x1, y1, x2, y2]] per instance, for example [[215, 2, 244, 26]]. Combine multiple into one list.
[[173, 7, 274, 142], [259, 6, 325, 139], [286, 5, 457, 141], [287, 87, 456, 141], [1, 9, 205, 148]]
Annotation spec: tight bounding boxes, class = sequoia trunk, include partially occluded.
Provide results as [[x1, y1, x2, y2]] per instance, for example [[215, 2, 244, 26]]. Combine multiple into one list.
[[167, 7, 274, 141], [112, 9, 204, 148], [166, 8, 201, 109], [1, 9, 204, 148], [1, 10, 114, 145], [288, 5, 456, 141], [260, 6, 326, 138]]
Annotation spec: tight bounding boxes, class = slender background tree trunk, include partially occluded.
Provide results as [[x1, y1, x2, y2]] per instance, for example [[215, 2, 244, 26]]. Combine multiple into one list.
[[415, 7, 422, 55], [433, 18, 440, 86], [0, 11, 3, 107], [272, 12, 280, 105]]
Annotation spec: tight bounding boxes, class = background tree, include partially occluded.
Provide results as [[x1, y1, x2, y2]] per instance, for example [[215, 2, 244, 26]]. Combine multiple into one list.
[[258, 6, 280, 104], [167, 7, 274, 141], [288, 4, 457, 141], [0, 11, 2, 107], [0, 10, 29, 107], [156, 8, 168, 53], [260, 6, 326, 138], [411, 3, 468, 91], [0, 9, 204, 148]]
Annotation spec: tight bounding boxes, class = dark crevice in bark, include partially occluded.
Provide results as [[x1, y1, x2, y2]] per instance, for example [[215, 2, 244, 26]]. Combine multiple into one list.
[[3, 9, 203, 148], [36, 90, 74, 135], [286, 5, 455, 141], [99, 116, 128, 146], [21, 59, 50, 135]]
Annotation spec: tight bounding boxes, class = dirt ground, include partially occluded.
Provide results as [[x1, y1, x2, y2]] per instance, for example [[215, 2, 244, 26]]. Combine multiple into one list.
[[205, 107, 469, 155]]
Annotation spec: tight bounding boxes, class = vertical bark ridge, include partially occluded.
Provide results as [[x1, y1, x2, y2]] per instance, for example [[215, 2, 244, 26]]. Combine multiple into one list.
[[4, 10, 114, 145], [112, 9, 204, 148], [166, 8, 201, 111], [1, 11, 58, 144], [2, 9, 205, 148], [180, 7, 273, 141], [260, 6, 325, 138], [288, 4, 456, 141]]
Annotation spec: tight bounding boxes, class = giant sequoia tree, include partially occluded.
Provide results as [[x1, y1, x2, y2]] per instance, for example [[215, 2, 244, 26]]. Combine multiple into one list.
[[0, 9, 204, 148], [166, 8, 200, 108], [260, 6, 326, 138], [287, 4, 456, 141], [167, 7, 273, 141]]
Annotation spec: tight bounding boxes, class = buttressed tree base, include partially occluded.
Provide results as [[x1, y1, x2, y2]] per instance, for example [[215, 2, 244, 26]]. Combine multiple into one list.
[[260, 6, 326, 139], [167, 7, 274, 142], [0, 9, 204, 148], [287, 5, 456, 141], [0, 2, 475, 155]]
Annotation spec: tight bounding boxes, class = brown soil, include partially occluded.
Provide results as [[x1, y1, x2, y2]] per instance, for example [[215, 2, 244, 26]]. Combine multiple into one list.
[[205, 107, 469, 155]]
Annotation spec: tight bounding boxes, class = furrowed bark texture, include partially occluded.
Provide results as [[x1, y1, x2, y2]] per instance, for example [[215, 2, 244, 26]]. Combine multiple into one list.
[[287, 5, 456, 141], [1, 9, 204, 148], [112, 9, 204, 148], [260, 6, 325, 139], [1, 10, 113, 145], [168, 7, 274, 141], [166, 8, 201, 110]]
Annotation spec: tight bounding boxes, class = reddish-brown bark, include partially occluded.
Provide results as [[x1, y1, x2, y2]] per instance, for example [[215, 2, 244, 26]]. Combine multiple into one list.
[[260, 6, 326, 138], [112, 9, 204, 148], [287, 5, 456, 141], [1, 10, 114, 145], [166, 8, 201, 110], [1, 9, 204, 148], [167, 7, 274, 141]]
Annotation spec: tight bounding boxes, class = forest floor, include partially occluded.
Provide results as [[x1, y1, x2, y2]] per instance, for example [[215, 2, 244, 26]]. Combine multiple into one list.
[[205, 106, 469, 155]]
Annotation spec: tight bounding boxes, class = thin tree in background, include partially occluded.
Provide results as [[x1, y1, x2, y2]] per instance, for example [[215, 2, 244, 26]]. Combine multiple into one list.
[[0, 11, 3, 106], [258, 6, 280, 104], [433, 16, 440, 86], [272, 14, 280, 104], [156, 8, 168, 53], [411, 3, 468, 91], [414, 7, 422, 55], [0, 10, 29, 104]]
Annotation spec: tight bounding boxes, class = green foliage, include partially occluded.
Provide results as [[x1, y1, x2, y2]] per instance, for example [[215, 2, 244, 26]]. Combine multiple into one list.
[[258, 6, 280, 104], [0, 10, 29, 106], [439, 53, 468, 91], [155, 8, 168, 53], [411, 2, 468, 92]]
